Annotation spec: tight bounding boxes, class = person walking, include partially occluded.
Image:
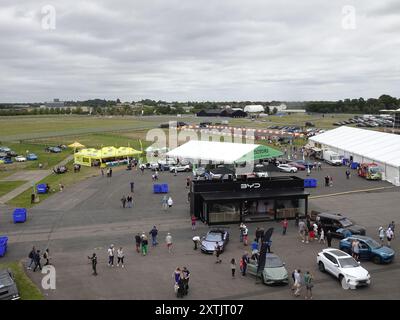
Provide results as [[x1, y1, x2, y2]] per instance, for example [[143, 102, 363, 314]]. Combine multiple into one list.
[[108, 245, 115, 267], [378, 227, 385, 244], [388, 221, 395, 238], [298, 220, 306, 242], [241, 252, 249, 276], [326, 230, 332, 247], [167, 196, 173, 208], [130, 181, 134, 193], [101, 168, 104, 177], [231, 258, 236, 278], [33, 250, 42, 272], [191, 215, 196, 230], [166, 233, 173, 253], [43, 248, 50, 266], [324, 175, 330, 187], [88, 253, 98, 276], [345, 169, 351, 179], [186, 176, 190, 189], [242, 225, 249, 246], [135, 233, 141, 253], [127, 195, 133, 208], [162, 195, 168, 211], [109, 168, 113, 177], [329, 176, 333, 187], [121, 195, 127, 209], [141, 234, 149, 256], [27, 246, 36, 270], [306, 166, 311, 176], [352, 240, 360, 261], [386, 228, 394, 247], [239, 223, 245, 242], [117, 247, 125, 267], [293, 269, 302, 297], [255, 227, 262, 243], [282, 219, 288, 235], [304, 271, 314, 299], [149, 226, 158, 246], [215, 242, 222, 263], [182, 267, 190, 295], [319, 228, 325, 244]]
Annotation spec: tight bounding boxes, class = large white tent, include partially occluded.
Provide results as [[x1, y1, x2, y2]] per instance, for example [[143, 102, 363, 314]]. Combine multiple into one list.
[[166, 140, 282, 163], [309, 126, 400, 186]]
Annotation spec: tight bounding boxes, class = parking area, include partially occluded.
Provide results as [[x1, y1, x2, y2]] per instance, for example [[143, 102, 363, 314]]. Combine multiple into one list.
[[0, 162, 399, 299]]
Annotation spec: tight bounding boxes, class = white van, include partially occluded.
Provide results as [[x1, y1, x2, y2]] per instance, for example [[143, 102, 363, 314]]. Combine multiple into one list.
[[323, 150, 342, 166]]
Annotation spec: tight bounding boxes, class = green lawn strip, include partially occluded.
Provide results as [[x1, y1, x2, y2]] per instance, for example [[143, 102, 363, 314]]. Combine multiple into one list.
[[0, 170, 16, 180], [0, 261, 44, 300], [0, 181, 26, 197], [7, 161, 99, 208]]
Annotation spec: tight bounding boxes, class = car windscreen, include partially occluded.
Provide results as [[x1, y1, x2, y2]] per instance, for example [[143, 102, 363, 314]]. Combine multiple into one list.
[[265, 256, 283, 268], [369, 167, 383, 174], [338, 257, 359, 268], [339, 218, 353, 227], [0, 275, 13, 287], [205, 233, 223, 242], [364, 239, 382, 249]]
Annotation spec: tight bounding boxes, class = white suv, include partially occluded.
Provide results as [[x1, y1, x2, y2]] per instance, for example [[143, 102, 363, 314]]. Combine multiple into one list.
[[317, 248, 370, 290]]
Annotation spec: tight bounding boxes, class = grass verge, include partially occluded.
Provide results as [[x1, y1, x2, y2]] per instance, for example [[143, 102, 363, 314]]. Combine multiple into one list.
[[0, 181, 26, 197], [0, 261, 44, 300]]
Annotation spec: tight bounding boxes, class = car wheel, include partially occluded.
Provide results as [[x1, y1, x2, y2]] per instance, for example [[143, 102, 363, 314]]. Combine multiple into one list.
[[318, 262, 325, 272], [340, 275, 350, 290], [372, 256, 381, 264], [185, 168, 190, 172]]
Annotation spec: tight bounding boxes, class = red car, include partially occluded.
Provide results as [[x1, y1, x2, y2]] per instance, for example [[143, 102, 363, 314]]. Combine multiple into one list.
[[288, 162, 306, 171]]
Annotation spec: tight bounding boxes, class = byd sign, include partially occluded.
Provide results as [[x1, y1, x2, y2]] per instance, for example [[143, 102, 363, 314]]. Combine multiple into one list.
[[240, 183, 261, 190]]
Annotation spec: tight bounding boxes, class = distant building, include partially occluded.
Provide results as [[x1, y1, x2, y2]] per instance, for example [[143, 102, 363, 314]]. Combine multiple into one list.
[[43, 99, 65, 108], [268, 103, 287, 112], [196, 109, 247, 118], [244, 105, 265, 113]]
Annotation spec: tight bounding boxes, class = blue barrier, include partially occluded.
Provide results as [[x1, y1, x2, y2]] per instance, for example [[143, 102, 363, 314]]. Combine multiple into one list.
[[342, 158, 349, 166], [13, 208, 27, 223], [304, 178, 317, 188], [37, 183, 47, 194], [0, 236, 8, 257], [153, 184, 169, 193]]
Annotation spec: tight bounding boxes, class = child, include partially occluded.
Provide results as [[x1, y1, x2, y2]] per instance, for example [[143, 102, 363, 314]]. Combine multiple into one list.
[[231, 258, 236, 277]]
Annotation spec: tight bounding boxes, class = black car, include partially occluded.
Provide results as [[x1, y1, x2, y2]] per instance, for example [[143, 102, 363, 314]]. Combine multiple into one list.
[[6, 151, 17, 157], [317, 212, 366, 238], [0, 269, 20, 300]]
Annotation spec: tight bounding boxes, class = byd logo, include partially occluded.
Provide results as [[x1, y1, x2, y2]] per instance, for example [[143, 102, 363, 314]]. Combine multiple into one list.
[[240, 183, 261, 189]]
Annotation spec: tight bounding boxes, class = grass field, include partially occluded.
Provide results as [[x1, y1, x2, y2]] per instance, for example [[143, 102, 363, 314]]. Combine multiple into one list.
[[0, 181, 26, 197], [7, 161, 99, 208], [0, 262, 44, 300]]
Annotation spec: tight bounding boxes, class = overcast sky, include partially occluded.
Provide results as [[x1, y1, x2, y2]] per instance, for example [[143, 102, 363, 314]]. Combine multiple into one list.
[[0, 0, 399, 102]]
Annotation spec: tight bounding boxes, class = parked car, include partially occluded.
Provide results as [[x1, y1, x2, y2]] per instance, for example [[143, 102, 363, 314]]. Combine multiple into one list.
[[193, 167, 206, 177], [26, 153, 38, 161], [293, 160, 315, 169], [158, 158, 177, 166], [247, 254, 289, 285], [200, 228, 229, 254], [46, 146, 62, 153], [0, 158, 13, 164], [287, 162, 306, 171], [169, 164, 191, 172], [53, 165, 68, 174], [339, 236, 395, 264], [0, 147, 11, 152], [317, 248, 370, 290], [0, 269, 20, 300], [316, 212, 366, 238], [6, 151, 17, 157], [15, 155, 27, 162], [277, 164, 298, 173]]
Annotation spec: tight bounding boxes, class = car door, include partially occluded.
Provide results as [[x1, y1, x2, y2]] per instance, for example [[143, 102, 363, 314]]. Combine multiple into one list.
[[358, 241, 370, 260], [322, 253, 336, 276]]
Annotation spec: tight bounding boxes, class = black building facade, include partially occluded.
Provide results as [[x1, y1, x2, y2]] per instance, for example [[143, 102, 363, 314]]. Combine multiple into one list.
[[190, 176, 309, 225]]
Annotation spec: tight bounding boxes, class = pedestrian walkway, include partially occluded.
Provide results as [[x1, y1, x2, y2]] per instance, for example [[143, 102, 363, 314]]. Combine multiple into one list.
[[0, 155, 73, 204]]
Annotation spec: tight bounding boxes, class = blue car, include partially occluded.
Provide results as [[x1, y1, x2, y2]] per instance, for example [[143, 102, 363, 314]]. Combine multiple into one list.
[[26, 153, 38, 161], [0, 157, 13, 164], [339, 235, 395, 264]]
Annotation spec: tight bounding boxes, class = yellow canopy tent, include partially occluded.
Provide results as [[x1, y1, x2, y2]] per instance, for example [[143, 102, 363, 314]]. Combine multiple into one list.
[[74, 146, 142, 167], [68, 141, 86, 153]]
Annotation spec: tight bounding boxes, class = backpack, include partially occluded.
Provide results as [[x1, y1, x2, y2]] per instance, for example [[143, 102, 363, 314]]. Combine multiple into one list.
[[28, 251, 34, 259]]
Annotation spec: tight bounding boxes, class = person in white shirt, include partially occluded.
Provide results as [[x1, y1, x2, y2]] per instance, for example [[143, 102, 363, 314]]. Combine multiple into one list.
[[319, 228, 325, 244], [167, 197, 173, 208], [386, 228, 394, 247], [378, 227, 385, 244], [117, 247, 124, 268], [166, 233, 173, 253], [108, 245, 115, 267]]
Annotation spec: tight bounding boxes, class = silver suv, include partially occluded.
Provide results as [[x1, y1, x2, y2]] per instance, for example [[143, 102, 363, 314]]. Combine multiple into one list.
[[0, 269, 20, 300]]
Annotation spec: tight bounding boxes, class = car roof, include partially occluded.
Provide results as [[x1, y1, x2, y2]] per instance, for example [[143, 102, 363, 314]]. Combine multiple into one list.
[[0, 269, 13, 286], [322, 249, 350, 258], [344, 235, 370, 241], [318, 212, 345, 220]]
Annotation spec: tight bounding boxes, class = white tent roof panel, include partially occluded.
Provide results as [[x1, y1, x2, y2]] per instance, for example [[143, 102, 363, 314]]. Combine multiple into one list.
[[309, 126, 400, 167], [166, 140, 259, 163]]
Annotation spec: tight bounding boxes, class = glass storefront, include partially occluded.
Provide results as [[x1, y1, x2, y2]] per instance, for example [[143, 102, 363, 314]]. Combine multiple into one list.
[[275, 198, 306, 219], [207, 202, 241, 224]]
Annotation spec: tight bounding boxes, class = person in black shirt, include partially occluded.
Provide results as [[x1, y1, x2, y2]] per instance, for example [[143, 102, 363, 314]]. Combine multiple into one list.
[[88, 253, 98, 276], [326, 230, 332, 247], [135, 234, 141, 253]]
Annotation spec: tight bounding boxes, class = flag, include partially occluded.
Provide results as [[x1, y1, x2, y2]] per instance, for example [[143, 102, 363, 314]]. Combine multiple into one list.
[[257, 228, 274, 274]]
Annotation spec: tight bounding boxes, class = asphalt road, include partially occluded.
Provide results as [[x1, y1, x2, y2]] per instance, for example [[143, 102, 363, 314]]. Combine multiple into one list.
[[0, 162, 399, 300]]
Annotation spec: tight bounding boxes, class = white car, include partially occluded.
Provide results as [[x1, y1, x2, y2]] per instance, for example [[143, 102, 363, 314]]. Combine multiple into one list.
[[317, 248, 371, 290], [169, 164, 191, 172], [158, 158, 177, 166], [253, 164, 269, 177], [277, 164, 298, 173], [15, 156, 27, 162]]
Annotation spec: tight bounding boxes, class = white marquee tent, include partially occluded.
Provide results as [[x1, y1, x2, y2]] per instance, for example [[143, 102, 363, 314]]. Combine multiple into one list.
[[309, 126, 400, 186], [166, 140, 282, 163]]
